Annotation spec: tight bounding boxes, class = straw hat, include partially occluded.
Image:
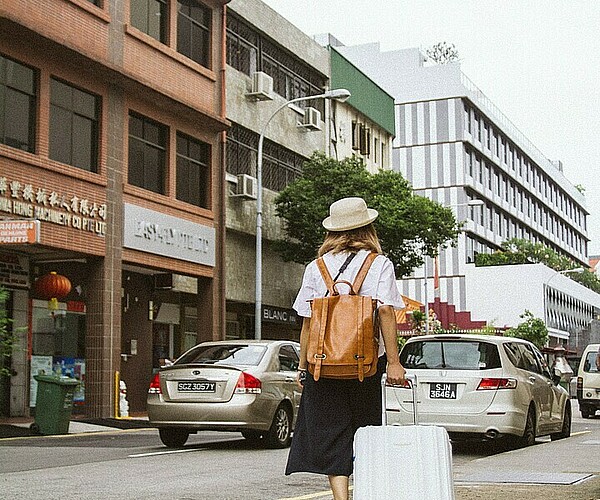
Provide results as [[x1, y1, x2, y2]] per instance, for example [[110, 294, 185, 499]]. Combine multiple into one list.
[[322, 197, 378, 232]]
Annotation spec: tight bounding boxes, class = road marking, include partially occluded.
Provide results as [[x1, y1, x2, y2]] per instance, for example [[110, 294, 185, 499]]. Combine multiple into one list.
[[0, 427, 151, 442], [278, 486, 354, 500], [571, 431, 591, 437], [129, 447, 207, 458]]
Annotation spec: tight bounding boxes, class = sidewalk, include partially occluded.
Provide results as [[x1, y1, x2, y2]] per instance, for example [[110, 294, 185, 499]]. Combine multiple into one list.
[[453, 412, 600, 500], [0, 415, 151, 438]]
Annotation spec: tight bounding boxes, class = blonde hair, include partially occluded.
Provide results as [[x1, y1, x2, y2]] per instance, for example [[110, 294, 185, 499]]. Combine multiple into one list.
[[318, 224, 382, 257]]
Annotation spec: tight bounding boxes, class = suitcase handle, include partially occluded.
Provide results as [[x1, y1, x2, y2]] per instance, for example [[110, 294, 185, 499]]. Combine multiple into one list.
[[381, 373, 418, 426]]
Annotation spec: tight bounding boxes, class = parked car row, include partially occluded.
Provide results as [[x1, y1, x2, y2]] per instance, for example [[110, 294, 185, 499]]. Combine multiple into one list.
[[147, 335, 575, 449]]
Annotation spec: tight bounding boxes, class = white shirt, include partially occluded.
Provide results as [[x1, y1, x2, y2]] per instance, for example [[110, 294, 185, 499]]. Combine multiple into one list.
[[293, 250, 404, 356]]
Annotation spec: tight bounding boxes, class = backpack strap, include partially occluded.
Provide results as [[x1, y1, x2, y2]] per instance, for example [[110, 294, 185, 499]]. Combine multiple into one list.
[[317, 253, 356, 296], [352, 252, 378, 293], [316, 258, 335, 296], [352, 253, 378, 382]]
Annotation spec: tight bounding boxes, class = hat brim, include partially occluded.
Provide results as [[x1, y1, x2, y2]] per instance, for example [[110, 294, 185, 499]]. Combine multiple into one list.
[[322, 208, 378, 232]]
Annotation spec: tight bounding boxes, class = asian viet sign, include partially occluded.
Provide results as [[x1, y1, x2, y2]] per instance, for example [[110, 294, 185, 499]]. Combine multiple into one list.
[[0, 176, 107, 236]]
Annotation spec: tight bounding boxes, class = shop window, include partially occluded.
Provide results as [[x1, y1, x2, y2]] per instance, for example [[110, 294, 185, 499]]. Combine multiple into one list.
[[0, 53, 37, 153], [30, 300, 86, 410], [128, 113, 167, 194], [130, 0, 168, 43], [49, 78, 99, 172], [177, 0, 211, 68], [176, 132, 210, 208]]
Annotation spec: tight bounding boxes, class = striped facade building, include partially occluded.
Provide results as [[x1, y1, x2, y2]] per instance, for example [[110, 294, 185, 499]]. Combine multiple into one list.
[[339, 44, 596, 343]]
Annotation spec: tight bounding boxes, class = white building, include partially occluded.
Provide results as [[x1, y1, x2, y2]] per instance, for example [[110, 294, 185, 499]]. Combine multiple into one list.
[[339, 43, 596, 346]]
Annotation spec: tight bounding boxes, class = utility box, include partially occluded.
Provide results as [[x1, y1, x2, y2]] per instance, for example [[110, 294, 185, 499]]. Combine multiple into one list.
[[31, 375, 79, 435]]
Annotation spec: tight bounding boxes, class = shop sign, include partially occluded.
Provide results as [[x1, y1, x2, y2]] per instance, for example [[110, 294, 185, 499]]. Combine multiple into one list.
[[262, 305, 298, 326], [123, 204, 215, 266], [0, 220, 40, 244], [0, 176, 107, 236]]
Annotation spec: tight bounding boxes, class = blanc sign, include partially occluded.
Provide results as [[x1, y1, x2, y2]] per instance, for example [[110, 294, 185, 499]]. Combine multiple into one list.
[[262, 306, 298, 325]]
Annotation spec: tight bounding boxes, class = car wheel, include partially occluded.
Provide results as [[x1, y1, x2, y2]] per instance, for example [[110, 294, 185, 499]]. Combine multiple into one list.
[[159, 428, 190, 448], [551, 403, 571, 441], [519, 406, 536, 447], [265, 404, 292, 449]]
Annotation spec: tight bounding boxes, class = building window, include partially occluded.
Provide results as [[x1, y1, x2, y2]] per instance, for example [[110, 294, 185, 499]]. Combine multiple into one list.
[[49, 78, 99, 172], [226, 123, 306, 192], [177, 0, 211, 68], [128, 113, 167, 194], [130, 0, 168, 43], [0, 54, 37, 152], [226, 12, 326, 114], [176, 132, 210, 208]]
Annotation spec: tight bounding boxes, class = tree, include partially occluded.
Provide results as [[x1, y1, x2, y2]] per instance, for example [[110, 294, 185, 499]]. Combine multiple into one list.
[[425, 42, 460, 65], [475, 238, 600, 293], [505, 310, 548, 349], [274, 153, 461, 277]]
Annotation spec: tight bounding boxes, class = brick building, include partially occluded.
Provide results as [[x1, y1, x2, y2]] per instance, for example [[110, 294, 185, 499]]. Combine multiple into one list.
[[0, 0, 229, 418]]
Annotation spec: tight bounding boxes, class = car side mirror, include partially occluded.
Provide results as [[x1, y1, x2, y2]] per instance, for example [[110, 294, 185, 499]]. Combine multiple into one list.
[[552, 374, 561, 386]]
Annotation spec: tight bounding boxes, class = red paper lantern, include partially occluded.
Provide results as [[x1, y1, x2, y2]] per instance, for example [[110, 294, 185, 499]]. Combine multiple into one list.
[[34, 272, 72, 310]]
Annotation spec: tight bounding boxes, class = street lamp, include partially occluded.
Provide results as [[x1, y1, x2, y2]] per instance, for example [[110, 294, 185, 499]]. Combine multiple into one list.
[[254, 89, 351, 339], [422, 198, 484, 335]]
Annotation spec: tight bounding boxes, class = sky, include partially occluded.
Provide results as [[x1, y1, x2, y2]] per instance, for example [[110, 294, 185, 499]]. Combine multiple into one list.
[[262, 0, 600, 257]]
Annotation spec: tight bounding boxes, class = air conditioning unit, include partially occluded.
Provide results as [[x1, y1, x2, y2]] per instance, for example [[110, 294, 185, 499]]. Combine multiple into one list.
[[234, 174, 258, 199], [299, 107, 321, 131], [246, 71, 273, 101]]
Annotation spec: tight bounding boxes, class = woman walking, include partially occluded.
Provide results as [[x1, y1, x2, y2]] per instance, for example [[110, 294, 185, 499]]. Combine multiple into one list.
[[285, 197, 406, 500]]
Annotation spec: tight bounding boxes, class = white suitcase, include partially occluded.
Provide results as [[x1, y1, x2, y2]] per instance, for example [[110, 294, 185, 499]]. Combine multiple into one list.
[[353, 374, 455, 500]]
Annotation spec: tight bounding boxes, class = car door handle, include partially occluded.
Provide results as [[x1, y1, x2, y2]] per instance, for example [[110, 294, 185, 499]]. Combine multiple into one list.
[[285, 378, 295, 383], [529, 376, 536, 383]]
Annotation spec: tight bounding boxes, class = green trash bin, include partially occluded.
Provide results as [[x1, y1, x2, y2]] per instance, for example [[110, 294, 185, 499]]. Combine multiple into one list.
[[32, 375, 79, 435]]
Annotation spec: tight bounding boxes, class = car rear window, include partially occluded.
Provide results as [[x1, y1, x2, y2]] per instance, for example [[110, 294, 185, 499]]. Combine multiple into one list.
[[176, 344, 267, 366], [400, 340, 501, 370], [583, 350, 600, 373]]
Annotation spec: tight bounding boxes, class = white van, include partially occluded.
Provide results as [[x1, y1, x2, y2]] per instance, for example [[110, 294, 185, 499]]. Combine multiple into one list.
[[577, 343, 600, 418]]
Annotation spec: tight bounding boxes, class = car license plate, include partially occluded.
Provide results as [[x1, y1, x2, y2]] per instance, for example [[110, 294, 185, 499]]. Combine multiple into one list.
[[429, 383, 457, 399], [177, 381, 216, 392]]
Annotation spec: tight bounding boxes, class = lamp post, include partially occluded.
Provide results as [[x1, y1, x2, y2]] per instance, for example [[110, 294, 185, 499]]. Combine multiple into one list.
[[422, 198, 484, 335], [254, 89, 351, 340]]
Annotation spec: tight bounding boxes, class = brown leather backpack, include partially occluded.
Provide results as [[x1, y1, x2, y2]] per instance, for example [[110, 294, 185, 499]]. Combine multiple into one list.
[[307, 252, 379, 382]]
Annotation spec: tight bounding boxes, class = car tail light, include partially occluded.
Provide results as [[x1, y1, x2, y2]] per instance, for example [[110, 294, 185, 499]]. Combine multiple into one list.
[[577, 377, 583, 390], [234, 372, 262, 394], [148, 373, 162, 394], [477, 378, 517, 390]]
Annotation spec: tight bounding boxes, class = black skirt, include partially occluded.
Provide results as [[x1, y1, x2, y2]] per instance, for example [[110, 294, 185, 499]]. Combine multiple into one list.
[[285, 356, 386, 477]]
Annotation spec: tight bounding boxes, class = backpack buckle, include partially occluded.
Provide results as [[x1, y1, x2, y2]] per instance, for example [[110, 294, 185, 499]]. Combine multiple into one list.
[[314, 354, 327, 359]]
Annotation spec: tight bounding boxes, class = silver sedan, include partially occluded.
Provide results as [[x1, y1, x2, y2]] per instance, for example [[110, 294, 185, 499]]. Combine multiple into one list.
[[147, 340, 302, 448]]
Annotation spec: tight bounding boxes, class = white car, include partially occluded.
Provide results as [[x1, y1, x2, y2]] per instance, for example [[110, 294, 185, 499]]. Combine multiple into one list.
[[389, 334, 571, 446], [577, 343, 600, 418]]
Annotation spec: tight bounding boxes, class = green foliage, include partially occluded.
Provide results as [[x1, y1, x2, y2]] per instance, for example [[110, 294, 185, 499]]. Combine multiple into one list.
[[505, 310, 548, 349], [475, 238, 600, 293], [0, 286, 18, 378], [426, 42, 460, 64], [274, 152, 461, 276]]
